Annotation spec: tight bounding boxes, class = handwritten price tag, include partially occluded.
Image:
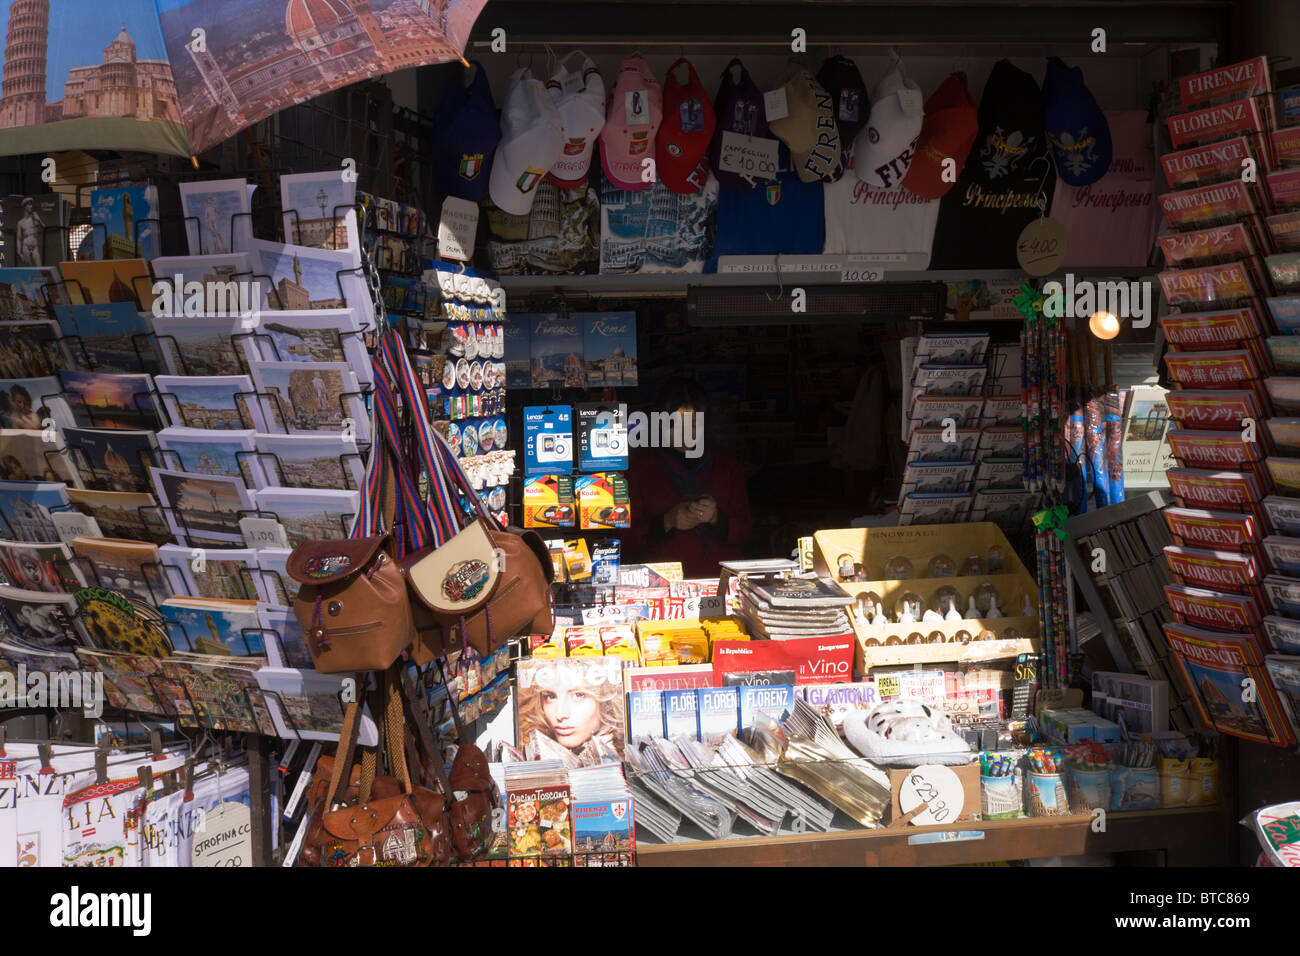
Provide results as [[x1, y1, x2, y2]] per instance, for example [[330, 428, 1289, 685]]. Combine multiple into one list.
[[239, 517, 289, 550], [1015, 217, 1068, 276], [718, 132, 779, 181], [898, 764, 965, 826]]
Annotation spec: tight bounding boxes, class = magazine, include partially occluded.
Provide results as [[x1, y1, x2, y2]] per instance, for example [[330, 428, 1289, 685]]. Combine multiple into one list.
[[1265, 656, 1300, 742], [516, 657, 627, 761], [1163, 544, 1261, 593], [1163, 621, 1295, 747], [1163, 506, 1259, 551], [1165, 584, 1263, 631], [1263, 616, 1300, 655]]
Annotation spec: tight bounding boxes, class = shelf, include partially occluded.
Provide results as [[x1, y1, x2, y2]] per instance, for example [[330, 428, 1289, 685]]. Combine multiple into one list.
[[498, 267, 1162, 299], [637, 804, 1230, 867]]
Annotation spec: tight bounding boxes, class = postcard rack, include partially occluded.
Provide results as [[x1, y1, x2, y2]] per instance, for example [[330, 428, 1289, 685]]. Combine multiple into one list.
[[1061, 489, 1202, 732]]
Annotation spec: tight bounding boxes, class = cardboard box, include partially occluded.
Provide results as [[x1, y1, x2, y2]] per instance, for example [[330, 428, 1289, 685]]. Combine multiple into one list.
[[523, 474, 576, 528], [577, 472, 631, 529], [888, 763, 982, 827]]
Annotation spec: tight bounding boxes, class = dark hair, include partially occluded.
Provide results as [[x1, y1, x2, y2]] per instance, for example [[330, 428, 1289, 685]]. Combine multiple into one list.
[[654, 377, 708, 415]]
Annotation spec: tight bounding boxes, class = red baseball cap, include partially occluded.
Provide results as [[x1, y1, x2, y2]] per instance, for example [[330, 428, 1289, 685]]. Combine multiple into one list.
[[657, 58, 716, 195], [902, 72, 979, 200]]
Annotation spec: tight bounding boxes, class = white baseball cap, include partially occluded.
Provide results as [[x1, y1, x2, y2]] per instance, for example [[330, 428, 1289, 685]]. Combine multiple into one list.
[[546, 53, 606, 188], [489, 68, 564, 216], [853, 54, 924, 189]]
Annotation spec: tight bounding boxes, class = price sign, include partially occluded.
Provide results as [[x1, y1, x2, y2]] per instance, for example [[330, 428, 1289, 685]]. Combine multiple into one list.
[[763, 88, 789, 122], [699, 594, 727, 617], [437, 196, 480, 263], [898, 764, 964, 826], [192, 802, 253, 868], [840, 265, 886, 283], [1015, 217, 1068, 276], [718, 132, 779, 181], [239, 517, 289, 550]]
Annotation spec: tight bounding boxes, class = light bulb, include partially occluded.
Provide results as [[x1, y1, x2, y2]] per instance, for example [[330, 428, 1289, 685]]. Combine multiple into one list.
[[1089, 310, 1120, 340]]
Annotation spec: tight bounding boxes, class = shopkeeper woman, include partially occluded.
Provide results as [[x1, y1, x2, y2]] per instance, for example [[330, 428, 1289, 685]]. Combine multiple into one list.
[[626, 379, 752, 578]]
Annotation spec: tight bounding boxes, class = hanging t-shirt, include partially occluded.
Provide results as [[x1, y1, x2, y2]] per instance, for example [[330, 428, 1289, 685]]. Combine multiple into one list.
[[1051, 110, 1159, 267], [929, 157, 1057, 269], [600, 175, 719, 274], [707, 147, 824, 270], [483, 182, 600, 276], [822, 145, 940, 263]]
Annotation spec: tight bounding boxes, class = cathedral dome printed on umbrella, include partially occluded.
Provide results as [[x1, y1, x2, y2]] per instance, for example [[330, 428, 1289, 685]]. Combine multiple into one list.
[[0, 0, 487, 157]]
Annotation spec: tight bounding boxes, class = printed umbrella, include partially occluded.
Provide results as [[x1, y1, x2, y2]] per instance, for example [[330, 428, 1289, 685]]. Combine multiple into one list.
[[0, 0, 485, 158]]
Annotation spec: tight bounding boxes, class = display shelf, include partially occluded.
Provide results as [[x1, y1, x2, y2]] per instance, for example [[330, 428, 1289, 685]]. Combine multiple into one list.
[[638, 804, 1231, 867]]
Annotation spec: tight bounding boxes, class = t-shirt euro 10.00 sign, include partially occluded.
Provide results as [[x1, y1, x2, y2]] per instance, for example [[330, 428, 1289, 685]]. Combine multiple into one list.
[[600, 175, 719, 274]]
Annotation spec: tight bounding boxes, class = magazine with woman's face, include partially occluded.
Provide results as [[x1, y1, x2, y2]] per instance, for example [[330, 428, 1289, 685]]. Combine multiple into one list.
[[515, 658, 627, 760]]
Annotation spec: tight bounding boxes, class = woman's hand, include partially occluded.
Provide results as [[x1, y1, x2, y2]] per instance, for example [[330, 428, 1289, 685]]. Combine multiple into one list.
[[692, 496, 718, 525], [665, 501, 702, 532]]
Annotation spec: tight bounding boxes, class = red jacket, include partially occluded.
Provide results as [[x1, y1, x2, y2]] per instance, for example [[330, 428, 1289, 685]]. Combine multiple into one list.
[[625, 447, 751, 578]]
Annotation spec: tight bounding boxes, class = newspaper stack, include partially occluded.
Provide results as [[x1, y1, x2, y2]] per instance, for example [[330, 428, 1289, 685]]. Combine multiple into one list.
[[626, 738, 735, 840], [734, 573, 855, 640]]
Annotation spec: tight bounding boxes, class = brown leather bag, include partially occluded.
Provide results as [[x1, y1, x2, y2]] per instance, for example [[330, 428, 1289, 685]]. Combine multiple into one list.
[[286, 534, 413, 674], [303, 665, 452, 868], [403, 516, 555, 658], [398, 665, 494, 861]]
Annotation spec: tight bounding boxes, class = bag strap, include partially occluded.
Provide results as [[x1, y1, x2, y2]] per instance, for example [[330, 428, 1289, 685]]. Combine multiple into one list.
[[395, 666, 456, 801], [325, 679, 365, 809]]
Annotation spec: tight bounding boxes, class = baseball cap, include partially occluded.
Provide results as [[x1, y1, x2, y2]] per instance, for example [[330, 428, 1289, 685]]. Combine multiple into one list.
[[817, 56, 870, 146], [489, 68, 564, 216], [901, 72, 979, 200], [709, 58, 770, 191], [1043, 56, 1113, 187], [967, 59, 1045, 189], [432, 62, 501, 202], [768, 59, 842, 184], [852, 54, 924, 189], [657, 58, 716, 195], [546, 53, 605, 189], [600, 54, 663, 191]]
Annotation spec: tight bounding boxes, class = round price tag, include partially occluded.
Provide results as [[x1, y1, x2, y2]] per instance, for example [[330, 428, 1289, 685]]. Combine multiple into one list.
[[191, 802, 253, 868], [1015, 217, 1068, 277], [898, 764, 965, 826]]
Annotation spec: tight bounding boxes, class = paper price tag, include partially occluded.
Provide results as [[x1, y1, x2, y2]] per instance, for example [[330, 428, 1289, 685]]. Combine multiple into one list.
[[718, 132, 780, 181], [437, 196, 480, 263], [52, 511, 101, 545], [192, 802, 252, 867], [240, 517, 289, 550], [898, 87, 924, 117], [1015, 217, 1068, 276], [699, 594, 727, 617], [561, 71, 583, 94], [764, 88, 790, 122], [898, 764, 964, 826], [625, 90, 649, 126], [840, 264, 886, 283]]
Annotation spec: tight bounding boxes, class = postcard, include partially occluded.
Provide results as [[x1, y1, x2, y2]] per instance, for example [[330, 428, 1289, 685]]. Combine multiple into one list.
[[249, 240, 367, 319], [0, 428, 79, 485], [151, 468, 254, 546], [162, 657, 276, 735], [0, 540, 83, 594], [153, 374, 266, 431], [57, 259, 148, 309], [258, 605, 313, 671], [58, 370, 162, 431], [3, 194, 67, 267], [280, 170, 358, 251], [255, 668, 349, 740], [251, 488, 358, 548], [75, 648, 167, 715], [157, 427, 262, 488], [0, 586, 83, 653], [504, 316, 532, 389], [0, 319, 70, 376], [160, 596, 264, 657], [158, 544, 262, 603], [253, 433, 363, 491], [65, 488, 169, 544], [62, 426, 155, 493], [247, 361, 368, 440], [0, 480, 70, 543], [0, 375, 72, 429], [150, 252, 253, 300], [255, 548, 298, 606], [528, 314, 584, 388], [68, 536, 164, 605], [52, 302, 158, 373], [244, 310, 369, 383], [89, 185, 161, 261], [151, 315, 247, 378], [581, 312, 637, 386], [179, 179, 254, 256]]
